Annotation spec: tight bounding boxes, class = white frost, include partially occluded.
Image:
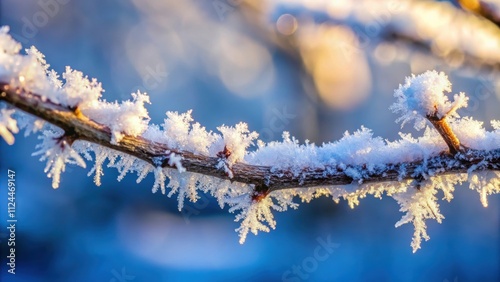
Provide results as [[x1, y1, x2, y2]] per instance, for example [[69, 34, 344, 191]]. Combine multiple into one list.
[[468, 171, 500, 208], [211, 122, 259, 165], [390, 70, 468, 130], [0, 108, 18, 145], [82, 91, 150, 144], [32, 130, 86, 189], [392, 174, 464, 253]]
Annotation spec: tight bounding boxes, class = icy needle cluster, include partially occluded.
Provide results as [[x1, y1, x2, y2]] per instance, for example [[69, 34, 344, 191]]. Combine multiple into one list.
[[390, 70, 468, 130], [0, 27, 499, 252]]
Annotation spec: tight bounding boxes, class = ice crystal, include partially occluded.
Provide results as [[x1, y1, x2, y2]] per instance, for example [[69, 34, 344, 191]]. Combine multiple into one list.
[[391, 71, 468, 130], [32, 130, 86, 189], [0, 107, 18, 145]]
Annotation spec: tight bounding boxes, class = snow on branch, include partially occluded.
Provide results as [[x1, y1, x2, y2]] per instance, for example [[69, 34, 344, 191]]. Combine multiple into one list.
[[0, 27, 499, 252]]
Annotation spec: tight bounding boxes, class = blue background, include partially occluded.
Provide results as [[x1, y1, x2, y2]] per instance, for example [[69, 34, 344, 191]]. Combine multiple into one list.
[[1, 1, 499, 281]]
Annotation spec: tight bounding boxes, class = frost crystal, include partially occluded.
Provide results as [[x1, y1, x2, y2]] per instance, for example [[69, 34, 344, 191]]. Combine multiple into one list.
[[82, 91, 150, 144], [32, 131, 86, 189], [168, 152, 185, 173], [152, 167, 167, 194], [86, 144, 112, 186], [233, 195, 277, 244], [468, 171, 500, 208], [391, 71, 468, 130], [16, 113, 45, 137], [0, 26, 21, 55], [210, 122, 258, 178], [0, 108, 18, 145], [393, 175, 464, 252], [492, 120, 500, 130], [212, 123, 258, 164]]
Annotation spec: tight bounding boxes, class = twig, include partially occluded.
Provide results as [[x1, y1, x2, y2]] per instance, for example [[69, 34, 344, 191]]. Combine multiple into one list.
[[2, 83, 499, 195]]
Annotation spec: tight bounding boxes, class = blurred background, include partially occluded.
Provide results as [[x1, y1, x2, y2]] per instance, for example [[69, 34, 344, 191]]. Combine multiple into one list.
[[0, 0, 499, 281]]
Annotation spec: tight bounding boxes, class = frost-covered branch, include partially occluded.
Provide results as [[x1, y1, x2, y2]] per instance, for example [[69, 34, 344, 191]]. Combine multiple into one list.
[[2, 81, 499, 191], [0, 27, 499, 252]]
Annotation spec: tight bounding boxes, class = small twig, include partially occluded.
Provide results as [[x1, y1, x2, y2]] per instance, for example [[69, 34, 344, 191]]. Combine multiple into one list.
[[426, 113, 462, 155]]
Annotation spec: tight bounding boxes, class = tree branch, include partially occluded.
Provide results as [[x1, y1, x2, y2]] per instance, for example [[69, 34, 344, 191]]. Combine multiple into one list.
[[2, 83, 499, 196]]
